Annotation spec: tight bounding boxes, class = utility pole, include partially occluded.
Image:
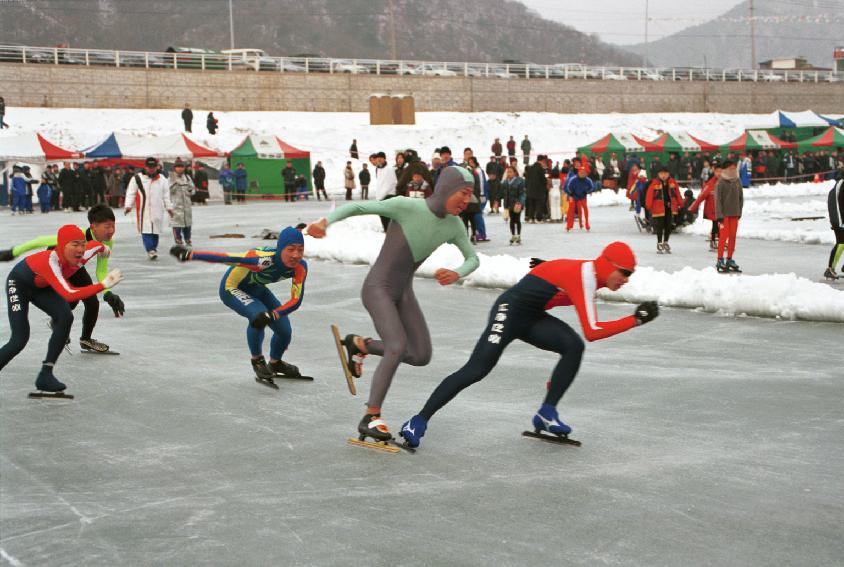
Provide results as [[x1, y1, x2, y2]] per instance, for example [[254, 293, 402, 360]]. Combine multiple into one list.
[[643, 0, 649, 67], [387, 0, 397, 60], [750, 0, 756, 69], [228, 0, 235, 50]]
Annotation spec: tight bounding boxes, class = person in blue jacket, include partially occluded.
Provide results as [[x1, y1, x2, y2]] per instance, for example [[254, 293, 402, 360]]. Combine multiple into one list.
[[566, 164, 595, 231], [739, 154, 752, 188], [219, 162, 235, 205], [233, 162, 248, 204], [36, 173, 52, 213]]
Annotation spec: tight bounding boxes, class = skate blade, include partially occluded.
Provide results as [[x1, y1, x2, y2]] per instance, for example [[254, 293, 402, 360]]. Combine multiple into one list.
[[80, 349, 120, 355], [330, 324, 356, 395], [254, 377, 280, 390], [347, 437, 400, 453], [522, 430, 581, 446], [28, 391, 75, 400], [273, 374, 314, 381]]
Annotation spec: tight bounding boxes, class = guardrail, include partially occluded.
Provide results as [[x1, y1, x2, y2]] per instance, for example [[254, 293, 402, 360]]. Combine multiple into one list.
[[2, 44, 843, 84]]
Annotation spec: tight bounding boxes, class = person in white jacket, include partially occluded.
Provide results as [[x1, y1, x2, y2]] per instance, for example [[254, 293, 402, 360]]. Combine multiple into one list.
[[124, 157, 174, 260], [372, 151, 398, 232]]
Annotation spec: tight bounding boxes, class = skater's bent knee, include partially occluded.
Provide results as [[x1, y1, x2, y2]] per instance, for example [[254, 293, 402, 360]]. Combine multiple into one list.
[[405, 349, 432, 366]]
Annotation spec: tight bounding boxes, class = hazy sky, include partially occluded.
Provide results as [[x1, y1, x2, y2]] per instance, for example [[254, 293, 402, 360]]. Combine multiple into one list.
[[518, 0, 745, 45]]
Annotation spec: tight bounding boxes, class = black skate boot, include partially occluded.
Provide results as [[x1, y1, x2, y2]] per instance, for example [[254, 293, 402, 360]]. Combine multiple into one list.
[[358, 413, 393, 442], [29, 364, 73, 399], [823, 267, 839, 281], [251, 356, 274, 380], [269, 359, 300, 378]]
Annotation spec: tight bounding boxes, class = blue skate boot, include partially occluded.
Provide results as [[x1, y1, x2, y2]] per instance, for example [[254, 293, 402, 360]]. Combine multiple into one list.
[[524, 404, 580, 445], [399, 415, 428, 448], [532, 404, 571, 435]]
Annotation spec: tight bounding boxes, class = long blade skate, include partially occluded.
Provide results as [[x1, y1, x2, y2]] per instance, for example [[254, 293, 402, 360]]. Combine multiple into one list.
[[347, 436, 415, 454], [28, 391, 75, 400], [522, 430, 581, 446], [81, 350, 120, 355], [254, 377, 280, 390], [330, 324, 356, 395]]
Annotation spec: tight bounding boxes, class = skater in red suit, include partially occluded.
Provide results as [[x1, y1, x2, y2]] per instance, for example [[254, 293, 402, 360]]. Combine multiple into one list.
[[399, 241, 659, 449], [690, 163, 722, 251], [714, 160, 744, 273]]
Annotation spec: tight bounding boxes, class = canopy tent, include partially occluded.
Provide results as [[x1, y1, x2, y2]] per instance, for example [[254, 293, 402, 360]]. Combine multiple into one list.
[[228, 135, 312, 196], [83, 132, 222, 164], [634, 131, 720, 157], [576, 132, 645, 156], [796, 127, 844, 152], [0, 132, 82, 163], [721, 130, 797, 153], [750, 110, 841, 142]]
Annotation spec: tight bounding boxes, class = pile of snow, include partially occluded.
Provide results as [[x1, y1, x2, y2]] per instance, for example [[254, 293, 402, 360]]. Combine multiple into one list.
[[743, 181, 833, 199], [305, 216, 844, 323]]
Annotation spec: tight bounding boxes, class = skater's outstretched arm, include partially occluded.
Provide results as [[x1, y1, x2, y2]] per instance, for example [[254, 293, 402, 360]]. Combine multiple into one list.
[[325, 198, 409, 225], [270, 260, 307, 317], [446, 233, 480, 279], [172, 247, 269, 271], [10, 234, 58, 258]]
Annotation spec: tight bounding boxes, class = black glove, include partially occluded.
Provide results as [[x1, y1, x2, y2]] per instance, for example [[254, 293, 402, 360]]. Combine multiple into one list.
[[170, 244, 192, 262], [0, 249, 14, 262], [103, 292, 125, 317], [634, 301, 659, 326], [529, 257, 545, 269], [250, 311, 278, 329]]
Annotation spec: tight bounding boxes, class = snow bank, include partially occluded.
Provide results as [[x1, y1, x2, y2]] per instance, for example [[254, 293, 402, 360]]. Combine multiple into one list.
[[305, 217, 844, 323], [743, 180, 834, 199]]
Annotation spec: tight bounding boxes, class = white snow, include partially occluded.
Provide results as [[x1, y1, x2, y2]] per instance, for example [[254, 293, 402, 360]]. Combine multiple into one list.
[[306, 216, 844, 323]]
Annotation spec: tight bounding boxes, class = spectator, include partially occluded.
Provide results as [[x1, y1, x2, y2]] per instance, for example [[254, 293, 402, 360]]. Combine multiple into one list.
[[566, 163, 595, 232], [359, 163, 371, 199], [192, 163, 209, 205], [124, 157, 174, 260], [45, 164, 60, 210], [460, 164, 482, 244], [739, 154, 752, 188], [506, 135, 516, 157], [501, 165, 525, 245], [343, 161, 355, 200], [233, 162, 248, 203], [394, 152, 406, 178], [524, 155, 548, 223], [373, 151, 398, 231], [396, 149, 433, 197], [296, 174, 309, 200], [92, 163, 107, 204], [491, 138, 502, 158], [486, 155, 503, 214], [521, 135, 532, 165], [350, 139, 359, 160], [106, 165, 124, 208], [461, 147, 474, 167], [219, 162, 235, 205], [282, 161, 297, 202], [59, 161, 77, 211], [168, 158, 195, 246], [645, 166, 683, 254], [312, 160, 327, 200], [206, 112, 218, 135], [36, 172, 52, 213], [77, 162, 93, 209], [406, 171, 431, 199], [0, 96, 7, 129], [181, 103, 193, 132], [667, 153, 681, 180]]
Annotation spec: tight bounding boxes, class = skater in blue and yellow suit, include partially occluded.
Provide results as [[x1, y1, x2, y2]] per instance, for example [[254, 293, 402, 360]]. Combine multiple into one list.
[[170, 226, 307, 380]]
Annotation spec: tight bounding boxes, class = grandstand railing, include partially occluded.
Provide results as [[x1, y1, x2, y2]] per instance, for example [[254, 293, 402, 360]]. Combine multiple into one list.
[[1, 44, 842, 84]]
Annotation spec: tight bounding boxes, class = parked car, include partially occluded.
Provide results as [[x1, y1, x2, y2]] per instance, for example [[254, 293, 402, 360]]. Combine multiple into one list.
[[421, 64, 457, 77], [222, 48, 277, 71], [602, 70, 627, 81], [332, 59, 369, 74], [642, 69, 665, 81], [760, 72, 785, 82]]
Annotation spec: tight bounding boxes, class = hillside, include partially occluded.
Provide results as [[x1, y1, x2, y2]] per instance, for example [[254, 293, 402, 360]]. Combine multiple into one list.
[[0, 0, 641, 65], [626, 0, 842, 69]]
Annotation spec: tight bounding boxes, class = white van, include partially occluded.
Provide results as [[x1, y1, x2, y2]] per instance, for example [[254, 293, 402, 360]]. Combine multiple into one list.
[[221, 48, 276, 71]]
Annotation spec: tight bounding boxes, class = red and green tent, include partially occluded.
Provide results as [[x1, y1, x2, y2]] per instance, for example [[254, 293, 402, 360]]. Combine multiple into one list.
[[635, 131, 719, 157], [228, 135, 312, 196], [577, 132, 645, 156], [721, 130, 796, 153], [797, 127, 844, 152]]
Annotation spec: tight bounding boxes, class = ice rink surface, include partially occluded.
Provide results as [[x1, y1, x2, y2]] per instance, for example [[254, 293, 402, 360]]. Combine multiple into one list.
[[1, 199, 842, 566]]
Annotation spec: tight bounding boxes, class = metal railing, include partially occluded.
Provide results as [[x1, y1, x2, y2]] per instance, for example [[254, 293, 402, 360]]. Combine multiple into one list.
[[2, 44, 842, 84]]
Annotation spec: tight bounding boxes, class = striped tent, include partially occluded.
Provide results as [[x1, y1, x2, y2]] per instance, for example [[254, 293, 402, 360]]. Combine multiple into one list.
[[577, 132, 645, 156], [797, 127, 844, 152], [722, 130, 797, 153], [635, 131, 720, 155], [84, 132, 221, 160], [0, 132, 82, 163]]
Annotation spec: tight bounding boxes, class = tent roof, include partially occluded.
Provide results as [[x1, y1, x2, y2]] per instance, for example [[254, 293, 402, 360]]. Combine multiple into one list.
[[723, 130, 797, 151], [229, 135, 310, 159], [797, 127, 844, 150], [752, 110, 832, 129], [577, 132, 644, 154], [642, 131, 720, 153], [0, 132, 82, 162], [84, 133, 220, 159]]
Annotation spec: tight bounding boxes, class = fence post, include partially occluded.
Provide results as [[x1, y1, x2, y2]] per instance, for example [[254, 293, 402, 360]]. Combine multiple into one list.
[[201, 53, 205, 71], [85, 50, 89, 66], [53, 47, 58, 65], [115, 51, 120, 68], [145, 52, 149, 69]]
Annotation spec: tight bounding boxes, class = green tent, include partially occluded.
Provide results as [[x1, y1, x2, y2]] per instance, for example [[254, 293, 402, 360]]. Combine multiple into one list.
[[577, 132, 645, 157], [228, 135, 312, 197], [797, 127, 844, 152]]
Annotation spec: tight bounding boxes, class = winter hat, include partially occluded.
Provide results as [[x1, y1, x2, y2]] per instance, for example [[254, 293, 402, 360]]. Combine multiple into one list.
[[276, 225, 304, 255], [56, 224, 86, 264], [145, 157, 158, 167], [439, 146, 452, 155], [426, 166, 474, 218], [173, 158, 185, 167], [594, 241, 636, 282]]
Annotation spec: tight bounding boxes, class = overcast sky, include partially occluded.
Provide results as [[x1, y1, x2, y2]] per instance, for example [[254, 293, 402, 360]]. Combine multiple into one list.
[[518, 0, 745, 45]]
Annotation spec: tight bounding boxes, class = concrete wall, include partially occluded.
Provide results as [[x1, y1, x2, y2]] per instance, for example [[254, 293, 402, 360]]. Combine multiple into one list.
[[2, 63, 841, 114]]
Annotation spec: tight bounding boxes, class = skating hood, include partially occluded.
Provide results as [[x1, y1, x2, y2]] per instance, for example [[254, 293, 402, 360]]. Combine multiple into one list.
[[426, 166, 475, 218], [594, 241, 636, 283], [275, 226, 304, 263], [56, 224, 86, 267]]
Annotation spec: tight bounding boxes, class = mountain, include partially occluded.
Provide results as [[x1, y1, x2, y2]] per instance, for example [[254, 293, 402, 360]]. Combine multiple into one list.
[[0, 0, 641, 66], [626, 0, 842, 69]]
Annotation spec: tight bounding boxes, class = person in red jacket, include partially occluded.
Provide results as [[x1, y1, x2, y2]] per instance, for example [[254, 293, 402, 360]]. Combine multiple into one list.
[[689, 163, 722, 251], [0, 225, 123, 394], [645, 166, 684, 254], [399, 241, 659, 449]]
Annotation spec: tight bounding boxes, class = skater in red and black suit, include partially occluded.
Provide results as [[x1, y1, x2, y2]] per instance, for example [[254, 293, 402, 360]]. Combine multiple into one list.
[[714, 160, 744, 273], [689, 163, 722, 251], [0, 225, 124, 394], [645, 166, 683, 254], [399, 242, 659, 449]]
